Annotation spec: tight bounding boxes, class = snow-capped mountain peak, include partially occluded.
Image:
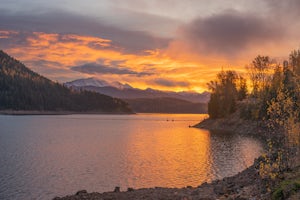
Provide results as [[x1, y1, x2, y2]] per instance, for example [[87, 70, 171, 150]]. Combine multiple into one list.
[[65, 77, 109, 88], [65, 78, 133, 90], [65, 77, 210, 103]]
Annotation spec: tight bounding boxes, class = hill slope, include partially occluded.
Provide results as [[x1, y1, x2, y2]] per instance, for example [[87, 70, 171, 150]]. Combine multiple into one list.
[[0, 50, 131, 113], [125, 97, 207, 114]]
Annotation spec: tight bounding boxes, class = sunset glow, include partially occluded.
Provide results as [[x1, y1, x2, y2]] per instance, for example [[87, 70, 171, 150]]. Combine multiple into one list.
[[1, 0, 300, 92], [1, 1, 300, 199]]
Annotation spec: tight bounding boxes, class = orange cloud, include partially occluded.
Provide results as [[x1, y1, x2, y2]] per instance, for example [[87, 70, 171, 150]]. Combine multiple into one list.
[[2, 29, 293, 93], [1, 30, 217, 92]]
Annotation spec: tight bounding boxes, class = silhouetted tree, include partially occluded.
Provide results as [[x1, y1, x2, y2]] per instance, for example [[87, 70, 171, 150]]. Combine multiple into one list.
[[236, 75, 248, 101], [207, 70, 240, 119], [246, 55, 273, 98]]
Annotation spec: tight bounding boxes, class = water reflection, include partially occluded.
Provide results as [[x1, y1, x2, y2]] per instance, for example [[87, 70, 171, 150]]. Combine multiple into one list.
[[0, 114, 263, 199], [209, 130, 262, 179], [124, 122, 213, 188]]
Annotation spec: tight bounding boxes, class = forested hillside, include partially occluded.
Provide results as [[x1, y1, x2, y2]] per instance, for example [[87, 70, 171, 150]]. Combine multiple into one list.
[[125, 97, 207, 113], [0, 50, 131, 113]]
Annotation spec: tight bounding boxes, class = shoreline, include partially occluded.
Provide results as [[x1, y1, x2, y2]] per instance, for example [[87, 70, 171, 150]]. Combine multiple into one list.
[[53, 158, 273, 200], [192, 112, 281, 146], [54, 162, 300, 200], [53, 117, 299, 199], [193, 112, 266, 136], [0, 110, 208, 116], [193, 117, 270, 141], [0, 110, 135, 115], [54, 117, 272, 200]]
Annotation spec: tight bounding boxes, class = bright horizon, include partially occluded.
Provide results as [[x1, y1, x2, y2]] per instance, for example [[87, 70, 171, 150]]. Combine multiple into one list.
[[1, 0, 300, 92]]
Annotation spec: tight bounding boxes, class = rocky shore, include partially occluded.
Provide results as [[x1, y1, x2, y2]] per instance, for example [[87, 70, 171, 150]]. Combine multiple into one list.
[[54, 158, 267, 200], [192, 111, 285, 148], [193, 110, 268, 137], [53, 161, 300, 200]]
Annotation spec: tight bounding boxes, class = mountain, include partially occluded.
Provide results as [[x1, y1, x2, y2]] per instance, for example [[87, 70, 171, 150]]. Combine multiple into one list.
[[0, 50, 131, 113], [65, 78, 210, 103], [125, 97, 207, 114], [65, 77, 110, 88]]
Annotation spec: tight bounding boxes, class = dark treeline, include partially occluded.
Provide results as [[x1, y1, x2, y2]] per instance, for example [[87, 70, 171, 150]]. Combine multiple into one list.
[[0, 50, 131, 113], [207, 70, 247, 118], [207, 51, 300, 122]]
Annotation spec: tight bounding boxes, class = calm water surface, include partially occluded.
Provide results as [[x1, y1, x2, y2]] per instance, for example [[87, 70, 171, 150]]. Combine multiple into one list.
[[0, 114, 263, 199]]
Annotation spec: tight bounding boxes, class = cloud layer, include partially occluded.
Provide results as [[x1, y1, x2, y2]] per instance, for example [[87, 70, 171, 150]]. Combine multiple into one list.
[[71, 63, 152, 76], [1, 0, 300, 92], [0, 9, 170, 54], [153, 78, 190, 87], [178, 10, 285, 57]]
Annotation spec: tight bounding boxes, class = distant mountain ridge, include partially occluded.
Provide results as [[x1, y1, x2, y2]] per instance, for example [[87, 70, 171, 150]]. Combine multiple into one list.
[[0, 50, 131, 113], [125, 97, 207, 114], [65, 77, 134, 90], [65, 78, 210, 103]]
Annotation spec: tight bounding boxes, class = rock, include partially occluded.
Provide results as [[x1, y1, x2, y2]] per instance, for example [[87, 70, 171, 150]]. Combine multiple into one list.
[[191, 190, 199, 195], [114, 186, 120, 192], [75, 190, 87, 195], [214, 185, 225, 195], [54, 162, 300, 200], [200, 182, 208, 187], [227, 182, 235, 188], [186, 186, 193, 189], [235, 197, 248, 200]]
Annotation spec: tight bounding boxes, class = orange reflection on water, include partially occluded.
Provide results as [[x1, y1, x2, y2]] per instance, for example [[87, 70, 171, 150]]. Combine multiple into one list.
[[123, 117, 214, 188], [0, 114, 263, 199]]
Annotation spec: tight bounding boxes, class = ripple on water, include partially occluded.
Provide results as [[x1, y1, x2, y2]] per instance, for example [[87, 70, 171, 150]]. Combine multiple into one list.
[[0, 114, 263, 199]]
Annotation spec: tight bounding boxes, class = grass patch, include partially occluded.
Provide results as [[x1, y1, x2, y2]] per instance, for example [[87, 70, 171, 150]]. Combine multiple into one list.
[[272, 179, 300, 200]]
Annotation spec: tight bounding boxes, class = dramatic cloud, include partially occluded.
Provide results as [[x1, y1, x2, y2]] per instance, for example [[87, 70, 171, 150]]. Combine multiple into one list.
[[1, 1, 300, 92], [71, 63, 152, 76], [178, 10, 285, 57], [0, 9, 170, 54], [154, 78, 190, 87], [267, 0, 300, 17]]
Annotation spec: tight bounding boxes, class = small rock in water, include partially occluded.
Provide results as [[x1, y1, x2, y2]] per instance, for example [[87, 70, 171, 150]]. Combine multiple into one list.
[[75, 190, 87, 195], [114, 186, 120, 192], [127, 187, 134, 192]]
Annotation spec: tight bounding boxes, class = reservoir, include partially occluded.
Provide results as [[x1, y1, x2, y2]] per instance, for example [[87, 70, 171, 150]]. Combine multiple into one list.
[[0, 114, 263, 199]]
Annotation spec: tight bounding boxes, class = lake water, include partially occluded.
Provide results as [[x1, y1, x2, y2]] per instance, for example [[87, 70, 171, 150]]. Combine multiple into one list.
[[0, 114, 263, 199]]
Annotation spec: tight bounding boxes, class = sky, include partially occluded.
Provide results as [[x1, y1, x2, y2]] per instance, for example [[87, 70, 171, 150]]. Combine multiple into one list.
[[0, 0, 300, 92]]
